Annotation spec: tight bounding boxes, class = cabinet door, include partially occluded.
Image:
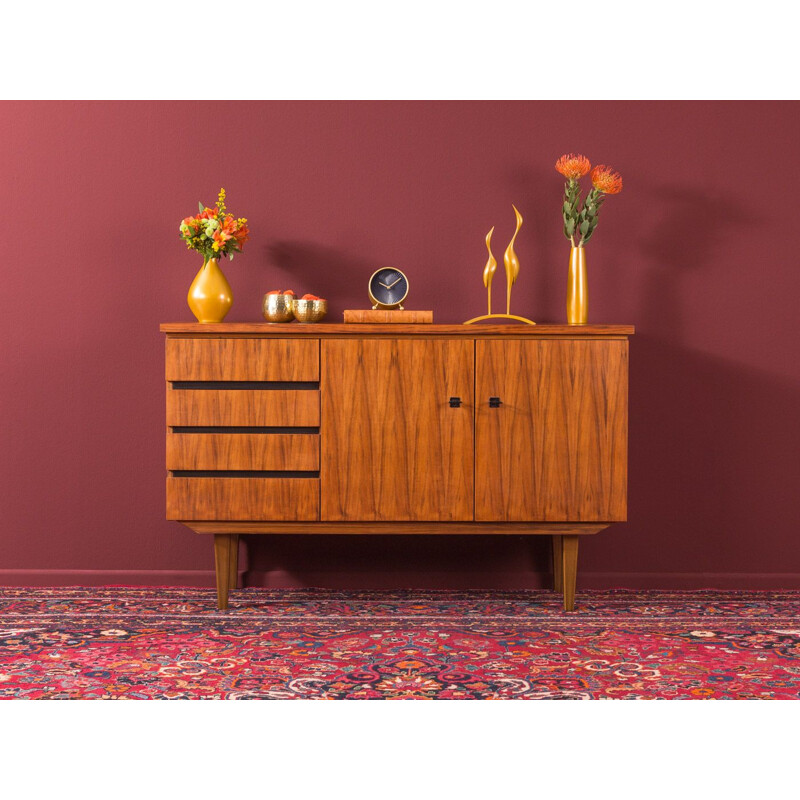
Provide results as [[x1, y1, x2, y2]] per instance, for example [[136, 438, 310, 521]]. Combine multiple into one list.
[[321, 339, 474, 521], [475, 339, 628, 521]]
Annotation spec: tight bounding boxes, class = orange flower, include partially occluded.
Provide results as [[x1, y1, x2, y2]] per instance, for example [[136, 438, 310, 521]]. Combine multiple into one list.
[[221, 215, 237, 234], [590, 165, 623, 194], [555, 153, 591, 180], [234, 222, 250, 246], [197, 207, 218, 220]]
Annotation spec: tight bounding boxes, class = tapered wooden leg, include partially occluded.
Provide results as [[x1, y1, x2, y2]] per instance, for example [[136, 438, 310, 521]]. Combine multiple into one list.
[[552, 535, 564, 593], [214, 534, 232, 610], [561, 535, 579, 612], [228, 534, 240, 591]]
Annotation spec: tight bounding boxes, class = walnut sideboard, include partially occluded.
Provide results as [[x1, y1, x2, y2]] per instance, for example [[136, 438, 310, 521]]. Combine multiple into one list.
[[161, 323, 633, 611]]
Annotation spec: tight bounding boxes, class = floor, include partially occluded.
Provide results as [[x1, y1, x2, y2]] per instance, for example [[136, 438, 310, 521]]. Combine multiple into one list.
[[0, 587, 798, 699]]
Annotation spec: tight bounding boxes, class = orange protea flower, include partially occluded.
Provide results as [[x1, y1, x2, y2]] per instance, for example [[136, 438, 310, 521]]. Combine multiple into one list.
[[555, 153, 591, 180], [590, 165, 623, 194]]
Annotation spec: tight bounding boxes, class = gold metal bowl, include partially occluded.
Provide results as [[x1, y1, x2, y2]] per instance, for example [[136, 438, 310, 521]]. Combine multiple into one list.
[[262, 293, 296, 323], [292, 298, 327, 323]]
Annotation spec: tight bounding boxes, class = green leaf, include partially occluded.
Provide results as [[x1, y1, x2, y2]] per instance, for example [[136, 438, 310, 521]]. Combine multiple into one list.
[[579, 220, 590, 236], [565, 219, 575, 236], [198, 202, 204, 212]]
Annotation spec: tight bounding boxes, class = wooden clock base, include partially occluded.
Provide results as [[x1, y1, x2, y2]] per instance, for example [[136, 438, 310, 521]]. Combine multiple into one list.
[[343, 309, 433, 323]]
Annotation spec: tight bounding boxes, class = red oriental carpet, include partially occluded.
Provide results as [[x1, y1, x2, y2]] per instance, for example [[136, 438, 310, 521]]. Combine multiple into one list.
[[0, 587, 798, 699]]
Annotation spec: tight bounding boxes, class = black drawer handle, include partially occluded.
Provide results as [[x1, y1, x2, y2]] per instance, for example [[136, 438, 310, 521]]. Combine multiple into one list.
[[449, 397, 462, 408], [489, 397, 502, 407]]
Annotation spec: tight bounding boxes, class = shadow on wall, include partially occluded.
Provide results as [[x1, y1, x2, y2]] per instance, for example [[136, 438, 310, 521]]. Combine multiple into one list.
[[267, 241, 380, 318], [638, 181, 761, 331], [640, 181, 759, 264], [583, 180, 796, 581], [508, 163, 563, 317], [244, 535, 554, 591], [601, 337, 800, 578]]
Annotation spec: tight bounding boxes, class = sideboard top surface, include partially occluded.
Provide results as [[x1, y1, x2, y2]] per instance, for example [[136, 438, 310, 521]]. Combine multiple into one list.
[[160, 323, 634, 337]]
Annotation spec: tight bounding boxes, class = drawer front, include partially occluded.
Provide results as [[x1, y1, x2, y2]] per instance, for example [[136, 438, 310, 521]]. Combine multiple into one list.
[[166, 338, 319, 381], [167, 433, 319, 471], [167, 389, 320, 427], [166, 477, 319, 520]]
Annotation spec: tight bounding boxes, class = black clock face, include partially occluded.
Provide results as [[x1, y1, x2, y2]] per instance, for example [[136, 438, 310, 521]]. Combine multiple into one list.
[[369, 268, 408, 307]]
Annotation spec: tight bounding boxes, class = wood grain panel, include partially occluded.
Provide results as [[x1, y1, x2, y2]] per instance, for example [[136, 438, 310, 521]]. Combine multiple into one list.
[[166, 433, 319, 470], [475, 339, 628, 521], [185, 521, 609, 535], [167, 390, 319, 426], [342, 310, 433, 323], [162, 323, 634, 336], [167, 477, 319, 520], [321, 339, 474, 521], [166, 337, 318, 380]]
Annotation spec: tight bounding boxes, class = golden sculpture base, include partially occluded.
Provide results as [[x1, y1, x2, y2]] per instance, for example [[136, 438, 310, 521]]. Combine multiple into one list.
[[463, 313, 536, 325]]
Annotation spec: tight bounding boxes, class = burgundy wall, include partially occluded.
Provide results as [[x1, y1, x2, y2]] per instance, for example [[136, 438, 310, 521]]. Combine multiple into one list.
[[2, 101, 799, 588]]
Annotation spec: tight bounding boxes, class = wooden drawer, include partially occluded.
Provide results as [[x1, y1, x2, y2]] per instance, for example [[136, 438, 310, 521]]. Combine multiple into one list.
[[167, 389, 320, 427], [166, 477, 319, 520], [166, 338, 319, 381], [167, 433, 319, 471]]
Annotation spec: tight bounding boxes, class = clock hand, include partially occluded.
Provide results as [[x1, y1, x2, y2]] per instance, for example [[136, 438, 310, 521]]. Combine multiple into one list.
[[378, 282, 391, 289], [387, 277, 403, 288]]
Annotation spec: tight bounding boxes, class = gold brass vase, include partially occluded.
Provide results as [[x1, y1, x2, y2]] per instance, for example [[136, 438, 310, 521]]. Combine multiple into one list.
[[566, 246, 588, 325], [187, 258, 233, 323]]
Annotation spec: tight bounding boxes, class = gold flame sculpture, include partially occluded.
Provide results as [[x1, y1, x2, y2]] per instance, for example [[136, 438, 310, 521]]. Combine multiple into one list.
[[482, 226, 497, 316], [464, 204, 535, 325]]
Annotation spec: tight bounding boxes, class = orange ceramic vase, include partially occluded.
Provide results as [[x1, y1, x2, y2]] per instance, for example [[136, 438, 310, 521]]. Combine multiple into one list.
[[187, 258, 233, 323]]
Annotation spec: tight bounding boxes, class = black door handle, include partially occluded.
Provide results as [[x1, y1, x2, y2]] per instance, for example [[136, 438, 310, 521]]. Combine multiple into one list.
[[449, 397, 462, 408], [489, 397, 502, 407]]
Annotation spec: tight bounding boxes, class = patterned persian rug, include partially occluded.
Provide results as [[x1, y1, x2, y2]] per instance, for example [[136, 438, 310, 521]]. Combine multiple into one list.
[[0, 587, 798, 699]]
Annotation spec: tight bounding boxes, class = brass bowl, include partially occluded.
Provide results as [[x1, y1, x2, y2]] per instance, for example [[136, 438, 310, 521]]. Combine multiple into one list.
[[262, 293, 296, 323], [292, 298, 327, 323]]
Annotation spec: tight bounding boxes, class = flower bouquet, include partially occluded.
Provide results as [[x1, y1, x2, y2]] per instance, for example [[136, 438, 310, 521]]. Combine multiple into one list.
[[179, 188, 250, 262], [179, 188, 250, 323], [555, 154, 622, 324]]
